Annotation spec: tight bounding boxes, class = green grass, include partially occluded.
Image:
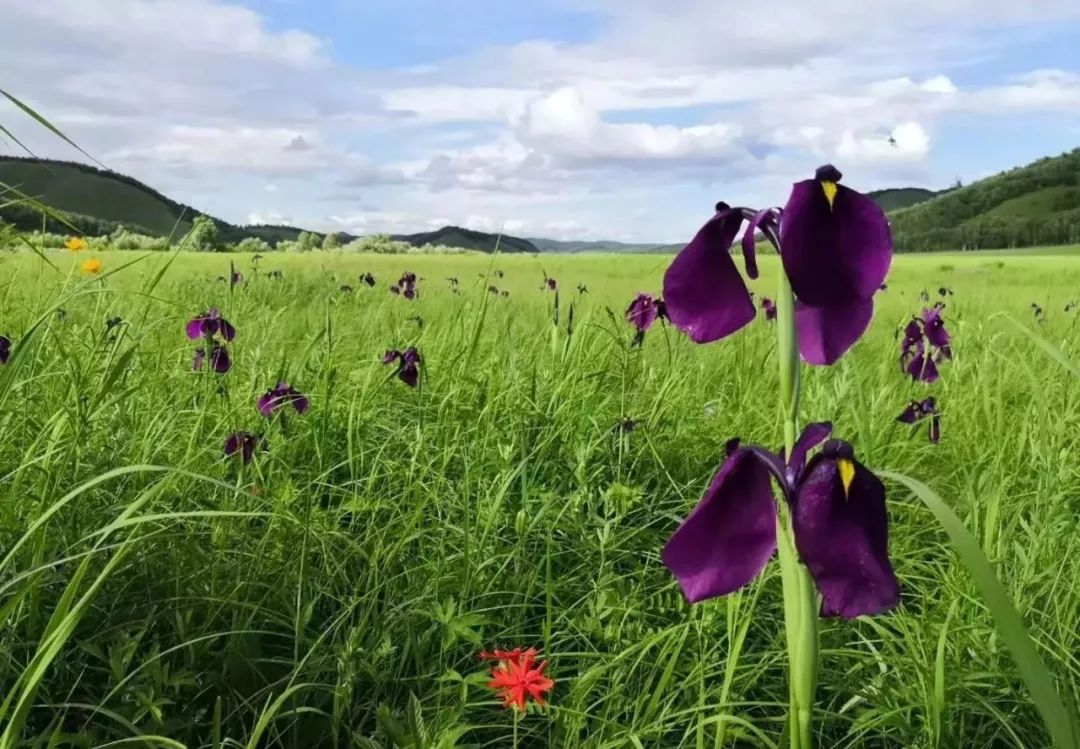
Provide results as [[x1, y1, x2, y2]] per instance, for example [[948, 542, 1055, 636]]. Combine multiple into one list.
[[1, 247, 1079, 747]]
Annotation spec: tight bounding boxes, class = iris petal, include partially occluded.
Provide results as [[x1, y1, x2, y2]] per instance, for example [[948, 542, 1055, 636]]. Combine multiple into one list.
[[663, 212, 755, 344], [662, 449, 778, 603], [780, 180, 892, 307], [795, 298, 874, 366], [786, 422, 833, 482], [792, 457, 900, 618]]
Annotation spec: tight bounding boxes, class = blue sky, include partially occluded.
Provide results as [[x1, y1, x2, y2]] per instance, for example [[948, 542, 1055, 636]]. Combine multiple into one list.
[[1, 0, 1078, 241]]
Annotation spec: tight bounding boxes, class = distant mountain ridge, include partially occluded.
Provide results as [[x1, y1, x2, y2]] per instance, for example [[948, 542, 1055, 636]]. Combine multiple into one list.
[[0, 156, 538, 252], [4, 149, 1079, 252]]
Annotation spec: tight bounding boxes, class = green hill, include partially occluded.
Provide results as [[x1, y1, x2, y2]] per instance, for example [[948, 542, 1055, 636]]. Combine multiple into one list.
[[0, 156, 539, 252], [889, 148, 1080, 251], [393, 226, 538, 253], [0, 156, 200, 238], [529, 238, 676, 253], [867, 187, 940, 211]]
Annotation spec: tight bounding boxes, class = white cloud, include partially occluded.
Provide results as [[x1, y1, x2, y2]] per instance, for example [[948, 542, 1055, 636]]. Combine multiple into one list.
[[2, 0, 1079, 241]]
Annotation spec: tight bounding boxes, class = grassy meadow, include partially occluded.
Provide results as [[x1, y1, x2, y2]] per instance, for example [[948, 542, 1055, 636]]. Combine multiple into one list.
[[1, 246, 1079, 748]]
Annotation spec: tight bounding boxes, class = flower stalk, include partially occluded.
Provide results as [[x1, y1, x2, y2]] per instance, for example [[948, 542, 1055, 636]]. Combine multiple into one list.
[[775, 267, 818, 749]]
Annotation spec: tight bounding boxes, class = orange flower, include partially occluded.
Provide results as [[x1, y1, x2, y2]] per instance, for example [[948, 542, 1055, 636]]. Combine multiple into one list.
[[81, 258, 103, 275], [65, 236, 87, 252], [482, 647, 554, 711]]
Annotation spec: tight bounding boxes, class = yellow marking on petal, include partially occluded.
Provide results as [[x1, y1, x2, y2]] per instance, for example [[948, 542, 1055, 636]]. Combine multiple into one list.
[[821, 180, 838, 210], [838, 458, 855, 498], [81, 258, 102, 275]]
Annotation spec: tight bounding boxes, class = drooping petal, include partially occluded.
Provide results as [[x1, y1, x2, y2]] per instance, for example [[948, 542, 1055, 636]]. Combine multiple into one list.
[[218, 318, 237, 342], [662, 448, 778, 603], [795, 298, 874, 366], [257, 391, 276, 417], [920, 307, 950, 349], [210, 344, 231, 374], [780, 171, 892, 307], [896, 401, 922, 423], [663, 211, 755, 344], [186, 317, 207, 340], [399, 362, 419, 387], [740, 208, 777, 280], [786, 422, 833, 483], [904, 352, 939, 383], [626, 293, 659, 332], [793, 450, 900, 618]]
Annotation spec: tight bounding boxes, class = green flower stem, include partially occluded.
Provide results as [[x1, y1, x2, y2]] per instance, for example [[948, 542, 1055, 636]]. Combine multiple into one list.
[[775, 269, 819, 749]]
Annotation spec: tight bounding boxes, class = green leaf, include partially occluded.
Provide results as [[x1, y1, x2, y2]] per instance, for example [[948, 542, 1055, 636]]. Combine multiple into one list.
[[881, 470, 1079, 749]]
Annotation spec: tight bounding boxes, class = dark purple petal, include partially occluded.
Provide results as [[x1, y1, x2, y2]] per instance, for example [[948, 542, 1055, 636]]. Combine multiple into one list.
[[793, 455, 900, 618], [0, 335, 11, 365], [795, 298, 874, 366], [786, 422, 833, 483], [192, 347, 205, 371], [626, 293, 659, 332], [382, 350, 401, 365], [920, 307, 950, 349], [929, 413, 941, 443], [662, 449, 778, 603], [218, 318, 236, 342], [186, 317, 206, 340], [403, 347, 421, 365], [257, 392, 276, 417], [896, 401, 922, 424], [399, 362, 419, 387], [224, 432, 262, 464], [761, 297, 777, 321], [663, 212, 755, 344], [209, 344, 231, 374], [780, 174, 892, 307], [740, 208, 777, 280], [904, 352, 939, 383], [390, 286, 401, 295]]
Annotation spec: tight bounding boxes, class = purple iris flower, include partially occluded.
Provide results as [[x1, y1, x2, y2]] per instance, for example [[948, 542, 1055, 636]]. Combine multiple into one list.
[[761, 297, 777, 321], [577, 283, 589, 294], [447, 277, 459, 288], [542, 273, 557, 291], [898, 397, 940, 443], [224, 432, 264, 464], [389, 285, 401, 295], [662, 422, 899, 618], [938, 286, 953, 297], [900, 307, 952, 383], [396, 272, 418, 300], [488, 285, 501, 295], [231, 262, 244, 287], [626, 293, 666, 333], [1031, 303, 1045, 323], [663, 165, 892, 366], [0, 335, 11, 365], [257, 382, 309, 417], [193, 343, 231, 374], [186, 309, 236, 342], [383, 347, 421, 387], [361, 273, 376, 287]]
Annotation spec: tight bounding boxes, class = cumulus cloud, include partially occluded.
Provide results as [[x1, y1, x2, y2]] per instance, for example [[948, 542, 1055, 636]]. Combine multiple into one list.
[[1, 0, 1079, 240]]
